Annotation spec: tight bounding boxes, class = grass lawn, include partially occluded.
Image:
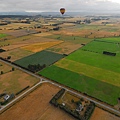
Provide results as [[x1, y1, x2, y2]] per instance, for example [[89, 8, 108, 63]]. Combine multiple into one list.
[[39, 65, 120, 105]]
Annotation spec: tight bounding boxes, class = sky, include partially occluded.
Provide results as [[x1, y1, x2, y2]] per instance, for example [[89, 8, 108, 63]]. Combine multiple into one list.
[[0, 0, 120, 12]]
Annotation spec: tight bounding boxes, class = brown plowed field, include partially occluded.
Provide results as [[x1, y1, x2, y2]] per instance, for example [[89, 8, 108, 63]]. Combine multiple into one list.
[[90, 107, 120, 120], [0, 83, 75, 120]]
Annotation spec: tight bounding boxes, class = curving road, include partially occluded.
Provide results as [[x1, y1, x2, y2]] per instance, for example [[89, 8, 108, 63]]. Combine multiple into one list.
[[0, 59, 120, 116]]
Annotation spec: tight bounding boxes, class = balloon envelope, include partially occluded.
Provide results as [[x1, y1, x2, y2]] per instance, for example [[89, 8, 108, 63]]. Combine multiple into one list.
[[60, 8, 65, 15]]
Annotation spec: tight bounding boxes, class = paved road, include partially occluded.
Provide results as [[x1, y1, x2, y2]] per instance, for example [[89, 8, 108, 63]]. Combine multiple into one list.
[[0, 59, 120, 116], [0, 80, 47, 112]]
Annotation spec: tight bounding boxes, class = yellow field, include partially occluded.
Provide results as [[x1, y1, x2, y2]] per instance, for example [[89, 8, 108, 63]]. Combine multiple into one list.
[[22, 41, 63, 52]]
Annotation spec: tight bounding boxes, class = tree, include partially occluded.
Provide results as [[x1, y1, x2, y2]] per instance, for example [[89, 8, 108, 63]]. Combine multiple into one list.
[[12, 67, 15, 71], [7, 56, 11, 60], [1, 71, 3, 74]]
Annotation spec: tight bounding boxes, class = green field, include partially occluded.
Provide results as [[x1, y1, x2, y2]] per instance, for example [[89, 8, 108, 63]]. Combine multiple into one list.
[[82, 41, 120, 56], [39, 39, 120, 106], [39, 65, 120, 105], [45, 35, 93, 44], [55, 58, 120, 87], [14, 50, 64, 68], [0, 33, 7, 38], [95, 37, 120, 43], [66, 50, 120, 73]]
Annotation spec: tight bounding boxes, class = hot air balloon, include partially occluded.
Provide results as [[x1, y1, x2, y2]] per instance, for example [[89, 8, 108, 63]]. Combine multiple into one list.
[[60, 8, 65, 15]]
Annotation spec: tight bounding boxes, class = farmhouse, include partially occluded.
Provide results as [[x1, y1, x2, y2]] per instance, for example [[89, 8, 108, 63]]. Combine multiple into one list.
[[3, 94, 10, 101], [76, 104, 83, 112]]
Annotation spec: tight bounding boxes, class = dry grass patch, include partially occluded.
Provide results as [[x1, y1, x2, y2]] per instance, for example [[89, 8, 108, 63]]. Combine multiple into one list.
[[33, 32, 53, 37], [47, 42, 82, 54], [0, 48, 33, 62], [0, 69, 39, 93], [0, 61, 12, 73], [22, 41, 63, 52]]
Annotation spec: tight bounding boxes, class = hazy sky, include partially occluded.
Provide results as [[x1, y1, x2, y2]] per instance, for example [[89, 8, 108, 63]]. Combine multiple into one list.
[[0, 0, 120, 12]]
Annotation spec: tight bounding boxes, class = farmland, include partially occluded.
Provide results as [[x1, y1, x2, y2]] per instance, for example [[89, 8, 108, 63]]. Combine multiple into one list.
[[39, 37, 120, 106], [0, 83, 75, 120], [22, 41, 63, 52], [6, 29, 38, 37], [47, 41, 82, 54], [0, 48, 34, 62], [67, 50, 120, 73], [95, 37, 120, 43], [0, 15, 120, 119], [45, 34, 93, 44], [55, 58, 120, 87], [91, 107, 120, 120], [0, 61, 39, 93], [39, 65, 120, 105], [81, 40, 120, 56], [14, 50, 64, 68]]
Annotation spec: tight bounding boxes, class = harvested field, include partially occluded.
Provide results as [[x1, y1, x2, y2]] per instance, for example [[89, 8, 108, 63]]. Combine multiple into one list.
[[22, 41, 63, 52], [0, 35, 58, 51], [0, 61, 12, 73], [1, 44, 28, 51], [59, 23, 76, 28], [90, 107, 120, 120], [0, 83, 75, 120], [6, 29, 38, 37], [0, 23, 31, 31], [88, 30, 120, 38], [47, 42, 82, 54], [52, 29, 96, 38], [33, 32, 52, 37], [45, 34, 93, 44], [0, 48, 33, 62], [0, 61, 39, 93], [0, 35, 33, 48]]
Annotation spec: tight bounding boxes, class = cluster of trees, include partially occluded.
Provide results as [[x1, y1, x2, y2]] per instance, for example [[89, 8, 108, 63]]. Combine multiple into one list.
[[50, 88, 65, 106], [0, 93, 15, 105], [53, 27, 59, 31], [0, 49, 5, 53], [103, 51, 116, 56], [28, 64, 46, 73], [50, 89, 95, 120], [16, 86, 29, 95], [83, 102, 95, 120], [0, 67, 15, 75]]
